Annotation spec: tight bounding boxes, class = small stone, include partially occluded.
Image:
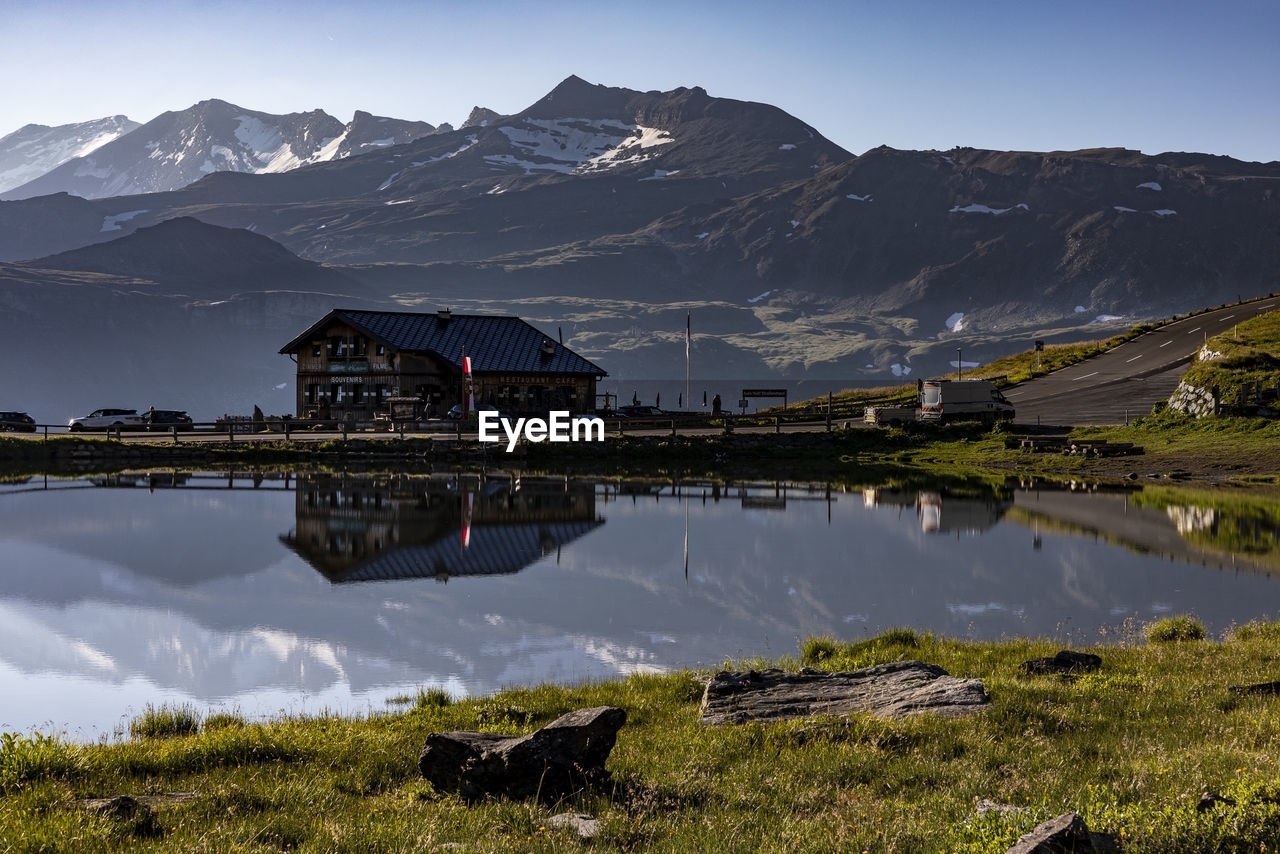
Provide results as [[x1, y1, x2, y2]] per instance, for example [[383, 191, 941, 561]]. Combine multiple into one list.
[[1020, 651, 1101, 675], [83, 796, 158, 837], [548, 812, 602, 839], [1196, 790, 1237, 812], [973, 798, 1031, 820], [1004, 812, 1094, 853]]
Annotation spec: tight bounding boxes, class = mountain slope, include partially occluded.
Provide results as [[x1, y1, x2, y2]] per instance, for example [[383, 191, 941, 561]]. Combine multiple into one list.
[[0, 101, 439, 200], [310, 110, 437, 161], [1, 218, 383, 420], [0, 115, 139, 193], [32, 216, 370, 300]]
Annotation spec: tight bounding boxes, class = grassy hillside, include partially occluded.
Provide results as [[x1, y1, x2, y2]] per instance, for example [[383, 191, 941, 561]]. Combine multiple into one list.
[[1179, 309, 1280, 409]]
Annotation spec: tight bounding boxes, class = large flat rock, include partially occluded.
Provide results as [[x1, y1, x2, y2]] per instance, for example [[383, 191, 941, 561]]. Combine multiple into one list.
[[699, 661, 989, 725]]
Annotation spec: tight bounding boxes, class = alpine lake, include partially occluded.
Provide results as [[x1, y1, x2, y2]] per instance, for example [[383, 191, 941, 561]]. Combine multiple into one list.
[[2, 466, 1279, 739]]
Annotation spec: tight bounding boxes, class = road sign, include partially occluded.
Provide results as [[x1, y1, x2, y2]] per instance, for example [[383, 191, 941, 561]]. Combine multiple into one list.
[[742, 389, 787, 398]]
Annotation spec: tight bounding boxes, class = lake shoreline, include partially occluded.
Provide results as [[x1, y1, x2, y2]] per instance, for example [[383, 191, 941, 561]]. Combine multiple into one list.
[[3, 417, 1278, 484], [5, 625, 1280, 852]]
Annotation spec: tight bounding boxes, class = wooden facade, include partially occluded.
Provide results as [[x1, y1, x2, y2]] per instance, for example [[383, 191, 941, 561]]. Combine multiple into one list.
[[280, 309, 606, 421]]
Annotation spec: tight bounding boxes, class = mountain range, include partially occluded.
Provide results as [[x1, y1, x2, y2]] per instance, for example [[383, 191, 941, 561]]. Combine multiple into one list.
[[0, 100, 445, 201], [0, 115, 139, 194], [1, 75, 1277, 421]]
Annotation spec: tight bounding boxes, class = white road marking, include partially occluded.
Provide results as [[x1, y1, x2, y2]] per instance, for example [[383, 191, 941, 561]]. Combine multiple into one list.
[[1126, 355, 1143, 362], [1188, 327, 1201, 334], [1219, 315, 1235, 321], [1072, 372, 1098, 381], [1004, 392, 1023, 399], [1160, 340, 1173, 347]]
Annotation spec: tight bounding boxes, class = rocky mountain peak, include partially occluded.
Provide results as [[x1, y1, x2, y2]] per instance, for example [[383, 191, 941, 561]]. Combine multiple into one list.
[[461, 107, 503, 129]]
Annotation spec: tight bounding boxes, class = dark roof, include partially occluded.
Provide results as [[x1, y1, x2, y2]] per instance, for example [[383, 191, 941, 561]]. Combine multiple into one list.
[[280, 309, 606, 376], [328, 519, 604, 583]]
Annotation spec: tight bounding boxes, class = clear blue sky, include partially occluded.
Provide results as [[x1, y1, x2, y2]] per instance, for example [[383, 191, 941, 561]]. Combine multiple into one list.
[[1, 0, 1276, 162]]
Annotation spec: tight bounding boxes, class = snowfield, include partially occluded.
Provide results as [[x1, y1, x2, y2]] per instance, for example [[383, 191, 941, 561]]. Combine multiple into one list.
[[100, 209, 148, 232], [949, 203, 1029, 214], [481, 118, 673, 175]]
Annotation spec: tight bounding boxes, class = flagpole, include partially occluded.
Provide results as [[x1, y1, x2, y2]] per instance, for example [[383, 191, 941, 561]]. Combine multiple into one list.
[[685, 312, 691, 415]]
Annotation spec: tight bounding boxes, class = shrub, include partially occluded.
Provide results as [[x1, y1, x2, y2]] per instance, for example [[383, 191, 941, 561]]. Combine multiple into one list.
[[801, 635, 839, 665], [203, 712, 247, 731], [879, 627, 922, 647], [1225, 620, 1280, 643], [415, 686, 453, 709], [0, 732, 79, 792], [1146, 615, 1207, 643], [130, 703, 199, 739]]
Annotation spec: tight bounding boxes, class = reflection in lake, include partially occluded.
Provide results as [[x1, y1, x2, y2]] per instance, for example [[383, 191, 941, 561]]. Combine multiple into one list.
[[282, 474, 602, 583], [2, 472, 1280, 737]]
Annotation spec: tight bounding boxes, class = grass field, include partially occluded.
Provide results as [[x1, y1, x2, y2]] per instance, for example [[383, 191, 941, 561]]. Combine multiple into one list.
[[6, 625, 1280, 852]]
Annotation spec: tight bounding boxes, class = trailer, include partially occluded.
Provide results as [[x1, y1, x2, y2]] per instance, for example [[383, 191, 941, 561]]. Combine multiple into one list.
[[863, 404, 918, 426]]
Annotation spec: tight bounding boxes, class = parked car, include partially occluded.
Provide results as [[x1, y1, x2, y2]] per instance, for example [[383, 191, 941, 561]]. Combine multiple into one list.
[[68, 408, 146, 431], [447, 403, 502, 420], [142, 409, 194, 431], [617, 405, 664, 418], [0, 411, 36, 432]]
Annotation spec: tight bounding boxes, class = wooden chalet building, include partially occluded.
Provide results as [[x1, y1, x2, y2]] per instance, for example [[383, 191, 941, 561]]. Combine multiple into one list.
[[279, 308, 607, 421]]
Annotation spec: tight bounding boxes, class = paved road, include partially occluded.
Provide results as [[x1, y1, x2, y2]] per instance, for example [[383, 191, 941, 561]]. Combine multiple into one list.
[[1005, 296, 1280, 426]]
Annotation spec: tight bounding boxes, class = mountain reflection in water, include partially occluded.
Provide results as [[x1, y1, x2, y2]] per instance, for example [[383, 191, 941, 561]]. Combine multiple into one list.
[[1, 471, 1280, 737]]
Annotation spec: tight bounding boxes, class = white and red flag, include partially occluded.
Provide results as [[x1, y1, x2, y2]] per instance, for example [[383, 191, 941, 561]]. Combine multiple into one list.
[[462, 353, 474, 417]]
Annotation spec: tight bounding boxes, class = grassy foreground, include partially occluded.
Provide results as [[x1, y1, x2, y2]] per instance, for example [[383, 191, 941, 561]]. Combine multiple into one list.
[[6, 626, 1280, 853]]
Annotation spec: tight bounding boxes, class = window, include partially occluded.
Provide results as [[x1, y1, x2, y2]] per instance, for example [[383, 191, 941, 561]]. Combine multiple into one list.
[[352, 385, 365, 405], [311, 342, 321, 357], [375, 344, 385, 356]]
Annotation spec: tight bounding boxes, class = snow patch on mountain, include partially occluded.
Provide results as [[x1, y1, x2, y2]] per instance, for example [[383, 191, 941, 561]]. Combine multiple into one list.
[[409, 135, 479, 168], [748, 289, 774, 303], [1090, 314, 1124, 324], [1153, 209, 1176, 216], [846, 193, 873, 201], [1114, 206, 1137, 212], [375, 170, 404, 191], [1137, 182, 1162, 191], [891, 363, 912, 377], [234, 116, 304, 173], [0, 116, 139, 193], [957, 201, 1013, 212], [639, 169, 678, 181], [484, 118, 673, 175], [778, 144, 797, 150], [945, 312, 965, 332], [100, 209, 148, 232]]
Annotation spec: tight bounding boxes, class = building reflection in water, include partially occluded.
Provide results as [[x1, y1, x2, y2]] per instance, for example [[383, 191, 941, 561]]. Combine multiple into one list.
[[282, 473, 603, 583], [863, 488, 1011, 535]]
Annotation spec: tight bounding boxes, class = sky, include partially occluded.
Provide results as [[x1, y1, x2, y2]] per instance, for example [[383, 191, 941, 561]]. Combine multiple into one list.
[[0, 0, 1277, 162]]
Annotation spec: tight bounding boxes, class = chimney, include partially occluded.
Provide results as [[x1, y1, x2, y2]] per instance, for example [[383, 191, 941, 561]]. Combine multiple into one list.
[[540, 339, 556, 357], [436, 308, 452, 322]]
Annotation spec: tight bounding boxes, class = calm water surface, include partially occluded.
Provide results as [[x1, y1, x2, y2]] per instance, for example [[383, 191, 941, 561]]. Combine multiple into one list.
[[1, 471, 1278, 738]]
